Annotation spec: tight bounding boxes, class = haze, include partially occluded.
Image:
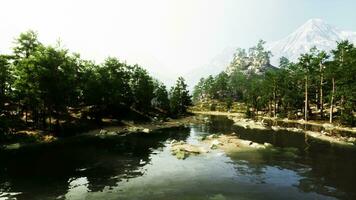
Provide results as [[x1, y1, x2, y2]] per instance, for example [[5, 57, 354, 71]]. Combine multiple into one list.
[[1, 0, 356, 85]]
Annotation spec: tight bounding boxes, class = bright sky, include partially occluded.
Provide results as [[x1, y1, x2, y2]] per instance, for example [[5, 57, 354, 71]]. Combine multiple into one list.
[[1, 0, 356, 81]]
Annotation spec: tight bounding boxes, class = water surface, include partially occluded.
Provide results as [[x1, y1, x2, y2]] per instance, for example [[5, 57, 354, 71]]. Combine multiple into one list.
[[1, 115, 355, 200]]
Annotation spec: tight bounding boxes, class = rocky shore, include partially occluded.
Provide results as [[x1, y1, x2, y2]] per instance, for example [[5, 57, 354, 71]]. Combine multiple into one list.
[[193, 111, 356, 146]]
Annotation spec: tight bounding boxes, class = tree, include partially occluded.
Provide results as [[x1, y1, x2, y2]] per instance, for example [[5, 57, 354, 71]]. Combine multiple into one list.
[[13, 30, 41, 59], [314, 50, 329, 119], [329, 41, 356, 125], [97, 57, 132, 118], [298, 49, 316, 121], [152, 80, 170, 113], [169, 77, 192, 116], [192, 78, 205, 103], [0, 55, 12, 111], [12, 30, 42, 124], [130, 65, 154, 112]]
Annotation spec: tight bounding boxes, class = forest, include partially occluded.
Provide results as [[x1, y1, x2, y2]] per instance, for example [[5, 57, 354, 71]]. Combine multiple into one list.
[[193, 40, 356, 126], [0, 30, 191, 142]]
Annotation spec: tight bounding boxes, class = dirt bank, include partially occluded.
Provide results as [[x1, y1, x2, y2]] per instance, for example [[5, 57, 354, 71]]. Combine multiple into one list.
[[192, 111, 356, 146]]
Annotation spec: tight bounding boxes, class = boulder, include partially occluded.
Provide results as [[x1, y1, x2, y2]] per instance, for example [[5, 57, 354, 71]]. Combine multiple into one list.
[[171, 142, 207, 159], [142, 128, 150, 133]]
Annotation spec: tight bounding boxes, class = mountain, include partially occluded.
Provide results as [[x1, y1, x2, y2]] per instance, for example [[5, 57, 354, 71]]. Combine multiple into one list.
[[185, 18, 356, 89], [267, 18, 356, 65], [183, 46, 235, 90]]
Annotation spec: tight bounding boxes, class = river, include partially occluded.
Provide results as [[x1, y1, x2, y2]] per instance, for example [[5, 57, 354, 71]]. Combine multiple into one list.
[[0, 115, 355, 200]]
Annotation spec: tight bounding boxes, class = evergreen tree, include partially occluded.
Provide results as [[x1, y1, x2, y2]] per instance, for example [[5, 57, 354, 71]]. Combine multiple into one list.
[[169, 77, 192, 116]]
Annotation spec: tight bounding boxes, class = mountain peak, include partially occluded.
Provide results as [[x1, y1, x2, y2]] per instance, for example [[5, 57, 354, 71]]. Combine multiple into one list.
[[304, 18, 326, 26], [267, 18, 356, 66], [295, 18, 338, 36]]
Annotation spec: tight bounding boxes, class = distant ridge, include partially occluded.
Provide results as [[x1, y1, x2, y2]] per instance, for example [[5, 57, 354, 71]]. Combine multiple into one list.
[[267, 18, 356, 65], [185, 19, 356, 88]]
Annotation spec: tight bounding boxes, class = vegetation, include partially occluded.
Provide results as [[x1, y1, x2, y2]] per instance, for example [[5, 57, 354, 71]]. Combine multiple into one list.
[[193, 40, 356, 126], [0, 30, 192, 142]]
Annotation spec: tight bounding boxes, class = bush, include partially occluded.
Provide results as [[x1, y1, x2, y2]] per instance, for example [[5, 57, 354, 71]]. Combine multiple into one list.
[[340, 104, 355, 126]]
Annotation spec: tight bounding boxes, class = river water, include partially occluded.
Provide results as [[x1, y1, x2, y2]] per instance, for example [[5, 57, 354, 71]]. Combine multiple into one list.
[[0, 115, 355, 200]]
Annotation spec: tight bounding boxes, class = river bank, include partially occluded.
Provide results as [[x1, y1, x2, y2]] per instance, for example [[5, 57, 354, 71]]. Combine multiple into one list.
[[1, 115, 205, 151], [192, 111, 356, 146], [2, 115, 356, 200]]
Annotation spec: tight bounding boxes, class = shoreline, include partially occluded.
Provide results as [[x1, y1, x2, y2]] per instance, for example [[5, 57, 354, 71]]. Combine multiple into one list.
[[192, 111, 356, 146], [1, 115, 203, 151]]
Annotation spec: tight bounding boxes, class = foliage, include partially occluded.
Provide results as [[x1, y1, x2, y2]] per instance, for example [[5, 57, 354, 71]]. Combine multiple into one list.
[[170, 77, 192, 117], [193, 40, 356, 125], [0, 30, 191, 137]]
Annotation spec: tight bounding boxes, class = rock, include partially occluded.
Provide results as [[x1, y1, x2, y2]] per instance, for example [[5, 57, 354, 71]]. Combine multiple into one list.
[[322, 123, 334, 129], [250, 142, 265, 148], [271, 126, 280, 131], [128, 127, 140, 132], [209, 194, 226, 200], [210, 139, 221, 149], [240, 140, 252, 146], [174, 150, 188, 159], [5, 143, 21, 150], [99, 129, 108, 135], [142, 128, 150, 133], [264, 142, 273, 147], [200, 135, 207, 141], [171, 142, 207, 159], [207, 134, 219, 139], [211, 139, 220, 146], [107, 131, 117, 136]]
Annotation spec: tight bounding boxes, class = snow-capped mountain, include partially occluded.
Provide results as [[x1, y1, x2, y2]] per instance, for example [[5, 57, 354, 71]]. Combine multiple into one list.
[[185, 18, 356, 89], [267, 18, 356, 65]]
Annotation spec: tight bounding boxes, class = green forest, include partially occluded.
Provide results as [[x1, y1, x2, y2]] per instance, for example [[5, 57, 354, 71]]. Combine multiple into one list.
[[193, 40, 356, 126], [0, 30, 191, 142]]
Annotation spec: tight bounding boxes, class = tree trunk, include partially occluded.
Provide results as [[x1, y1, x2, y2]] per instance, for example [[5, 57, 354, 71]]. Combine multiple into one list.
[[25, 109, 28, 123], [268, 100, 272, 117], [304, 75, 308, 121], [329, 77, 335, 123], [320, 63, 324, 119], [273, 82, 277, 118]]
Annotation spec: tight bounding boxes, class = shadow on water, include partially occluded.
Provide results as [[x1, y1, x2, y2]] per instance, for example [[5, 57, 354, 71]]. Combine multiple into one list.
[[0, 127, 190, 200], [1, 116, 356, 200], [196, 115, 356, 199]]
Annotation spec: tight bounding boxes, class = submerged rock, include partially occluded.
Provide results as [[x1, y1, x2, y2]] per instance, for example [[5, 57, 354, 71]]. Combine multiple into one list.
[[271, 126, 281, 131], [209, 194, 226, 200], [264, 142, 273, 147], [4, 143, 21, 150], [170, 141, 208, 159]]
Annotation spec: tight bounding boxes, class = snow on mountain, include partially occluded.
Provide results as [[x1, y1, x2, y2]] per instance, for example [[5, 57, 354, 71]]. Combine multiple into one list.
[[185, 18, 356, 89], [267, 18, 356, 66]]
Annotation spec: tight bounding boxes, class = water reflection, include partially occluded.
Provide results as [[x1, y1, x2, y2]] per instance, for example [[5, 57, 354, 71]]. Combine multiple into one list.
[[0, 116, 355, 199], [0, 127, 190, 199]]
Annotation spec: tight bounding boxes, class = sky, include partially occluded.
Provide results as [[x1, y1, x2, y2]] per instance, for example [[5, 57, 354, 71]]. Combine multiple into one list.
[[1, 0, 356, 83]]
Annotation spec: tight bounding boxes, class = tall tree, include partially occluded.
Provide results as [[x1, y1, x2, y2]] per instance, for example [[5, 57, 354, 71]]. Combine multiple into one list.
[[170, 77, 192, 116], [130, 65, 154, 112], [152, 80, 170, 113]]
